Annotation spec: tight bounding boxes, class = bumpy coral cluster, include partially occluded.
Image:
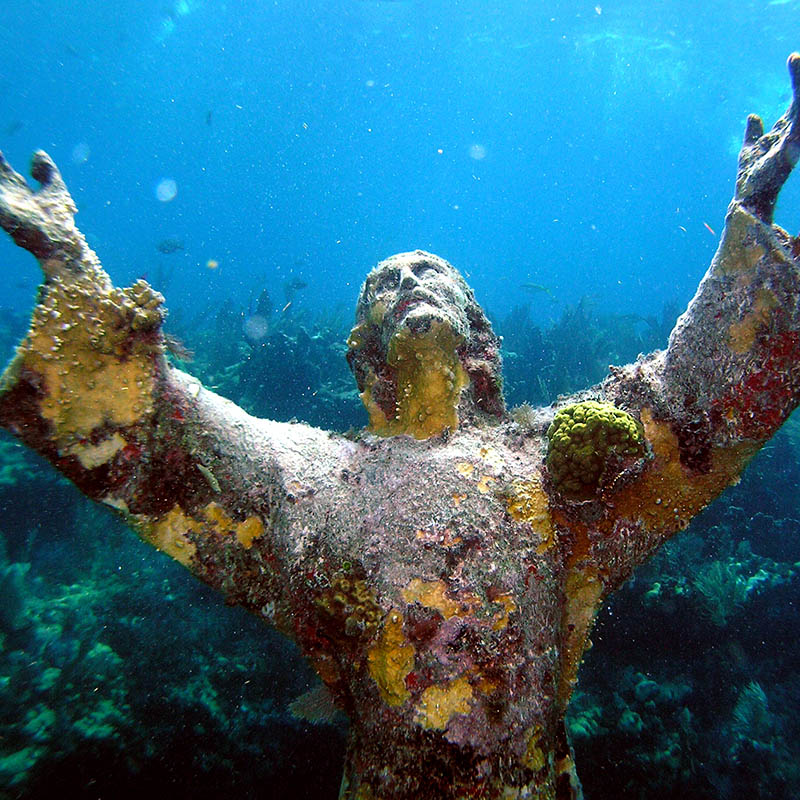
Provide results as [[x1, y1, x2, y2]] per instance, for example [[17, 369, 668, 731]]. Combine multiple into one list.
[[316, 573, 383, 640], [546, 400, 645, 499]]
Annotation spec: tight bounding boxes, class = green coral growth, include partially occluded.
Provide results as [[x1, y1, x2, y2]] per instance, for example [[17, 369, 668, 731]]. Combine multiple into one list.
[[546, 400, 645, 499]]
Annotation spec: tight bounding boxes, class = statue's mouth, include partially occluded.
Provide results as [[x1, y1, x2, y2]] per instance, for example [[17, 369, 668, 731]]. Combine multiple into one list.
[[391, 293, 439, 323]]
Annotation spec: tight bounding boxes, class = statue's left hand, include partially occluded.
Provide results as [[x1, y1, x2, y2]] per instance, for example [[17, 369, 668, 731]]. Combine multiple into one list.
[[734, 52, 800, 224]]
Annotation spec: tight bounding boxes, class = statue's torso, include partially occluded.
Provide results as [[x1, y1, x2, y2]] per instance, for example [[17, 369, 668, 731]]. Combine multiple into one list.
[[273, 423, 575, 785]]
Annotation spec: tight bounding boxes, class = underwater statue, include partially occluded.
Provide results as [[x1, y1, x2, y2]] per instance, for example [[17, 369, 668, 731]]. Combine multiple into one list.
[[0, 54, 799, 800]]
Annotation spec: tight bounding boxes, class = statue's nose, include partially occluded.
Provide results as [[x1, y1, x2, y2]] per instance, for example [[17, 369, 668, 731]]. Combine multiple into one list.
[[399, 265, 419, 290]]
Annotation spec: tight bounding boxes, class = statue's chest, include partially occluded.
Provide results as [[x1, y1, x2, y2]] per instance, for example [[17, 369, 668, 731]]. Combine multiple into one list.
[[310, 438, 558, 688], [332, 436, 553, 593], [291, 434, 563, 722]]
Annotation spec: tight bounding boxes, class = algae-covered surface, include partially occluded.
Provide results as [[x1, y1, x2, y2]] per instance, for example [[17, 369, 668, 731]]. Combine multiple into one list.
[[1, 300, 799, 797]]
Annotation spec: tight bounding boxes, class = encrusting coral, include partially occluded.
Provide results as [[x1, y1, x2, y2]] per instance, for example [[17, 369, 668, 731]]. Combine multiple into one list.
[[546, 400, 645, 499]]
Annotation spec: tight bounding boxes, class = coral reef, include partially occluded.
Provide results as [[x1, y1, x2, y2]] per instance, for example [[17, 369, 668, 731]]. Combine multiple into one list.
[[500, 299, 679, 408], [0, 504, 345, 797], [174, 297, 362, 432]]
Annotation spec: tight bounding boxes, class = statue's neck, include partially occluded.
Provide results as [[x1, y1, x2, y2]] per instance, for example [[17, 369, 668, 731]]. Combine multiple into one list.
[[364, 322, 468, 439]]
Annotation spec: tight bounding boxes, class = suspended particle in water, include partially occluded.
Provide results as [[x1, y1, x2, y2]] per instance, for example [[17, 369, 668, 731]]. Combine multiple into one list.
[[71, 142, 91, 165], [468, 143, 487, 161], [243, 314, 270, 342], [156, 178, 178, 202]]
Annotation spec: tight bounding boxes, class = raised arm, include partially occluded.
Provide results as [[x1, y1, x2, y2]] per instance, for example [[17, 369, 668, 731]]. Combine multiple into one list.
[[0, 151, 349, 635], [549, 54, 800, 592]]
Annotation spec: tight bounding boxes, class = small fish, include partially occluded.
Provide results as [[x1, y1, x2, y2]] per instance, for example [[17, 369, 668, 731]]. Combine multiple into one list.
[[521, 282, 555, 299], [702, 221, 716, 236], [196, 463, 220, 493], [3, 120, 23, 137], [283, 277, 308, 303], [281, 301, 293, 313], [205, 110, 213, 126], [156, 237, 185, 254], [289, 683, 341, 724]]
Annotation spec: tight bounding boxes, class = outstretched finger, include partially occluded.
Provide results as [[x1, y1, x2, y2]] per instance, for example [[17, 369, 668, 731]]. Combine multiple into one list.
[[789, 52, 800, 109], [0, 151, 31, 192], [786, 54, 800, 171], [30, 151, 68, 195], [744, 114, 764, 145]]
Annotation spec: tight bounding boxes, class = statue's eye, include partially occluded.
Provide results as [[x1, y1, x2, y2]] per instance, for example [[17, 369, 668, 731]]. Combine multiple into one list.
[[413, 263, 439, 278], [375, 270, 400, 291]]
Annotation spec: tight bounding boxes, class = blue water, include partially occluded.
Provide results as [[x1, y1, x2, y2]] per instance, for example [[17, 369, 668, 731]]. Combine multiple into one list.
[[2, 2, 800, 798], [2, 0, 798, 330]]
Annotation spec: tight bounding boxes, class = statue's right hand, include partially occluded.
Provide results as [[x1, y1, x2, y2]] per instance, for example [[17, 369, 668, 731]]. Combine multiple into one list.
[[0, 150, 166, 451], [0, 150, 97, 278]]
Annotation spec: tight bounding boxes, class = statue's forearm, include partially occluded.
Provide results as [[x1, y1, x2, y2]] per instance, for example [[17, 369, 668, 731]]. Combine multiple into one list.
[[605, 53, 800, 474], [0, 263, 263, 566], [662, 201, 800, 445], [0, 150, 324, 632], [600, 204, 799, 559], [573, 58, 800, 590], [620, 54, 800, 452]]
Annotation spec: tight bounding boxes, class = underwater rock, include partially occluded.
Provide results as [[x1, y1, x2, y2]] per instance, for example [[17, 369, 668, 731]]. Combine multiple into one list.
[[0, 560, 31, 631]]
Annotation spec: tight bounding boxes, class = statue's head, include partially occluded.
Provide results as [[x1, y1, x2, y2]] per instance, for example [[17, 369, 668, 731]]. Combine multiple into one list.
[[346, 251, 504, 439]]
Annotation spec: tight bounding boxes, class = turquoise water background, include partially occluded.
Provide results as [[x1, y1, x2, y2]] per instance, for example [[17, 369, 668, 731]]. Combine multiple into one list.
[[2, 0, 799, 326]]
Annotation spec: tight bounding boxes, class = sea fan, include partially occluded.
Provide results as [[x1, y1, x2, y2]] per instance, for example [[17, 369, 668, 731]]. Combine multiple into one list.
[[692, 559, 748, 627], [730, 681, 775, 755]]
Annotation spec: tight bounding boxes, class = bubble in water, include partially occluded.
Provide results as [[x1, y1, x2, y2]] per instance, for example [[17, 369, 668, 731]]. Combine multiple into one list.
[[468, 143, 487, 161], [71, 142, 90, 165], [156, 178, 178, 202]]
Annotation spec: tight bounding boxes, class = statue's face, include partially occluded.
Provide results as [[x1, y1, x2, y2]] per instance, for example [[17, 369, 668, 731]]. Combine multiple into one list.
[[361, 251, 469, 339], [348, 251, 504, 439]]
